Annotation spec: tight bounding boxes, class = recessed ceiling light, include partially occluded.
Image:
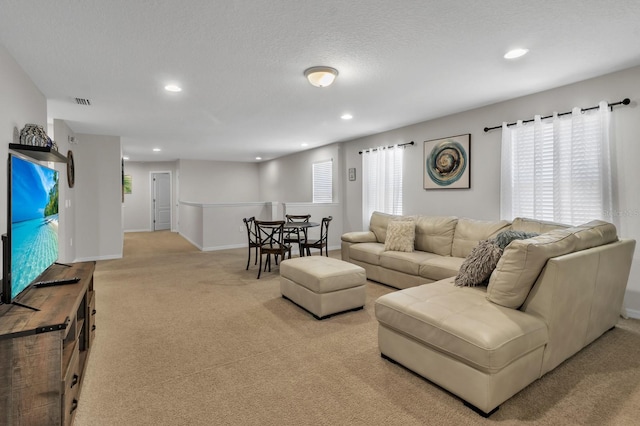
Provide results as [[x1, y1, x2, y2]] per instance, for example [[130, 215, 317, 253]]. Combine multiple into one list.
[[164, 84, 182, 92], [123, 156, 130, 160], [341, 113, 353, 120], [153, 148, 161, 152], [255, 156, 262, 160], [504, 48, 529, 59], [301, 143, 308, 147]]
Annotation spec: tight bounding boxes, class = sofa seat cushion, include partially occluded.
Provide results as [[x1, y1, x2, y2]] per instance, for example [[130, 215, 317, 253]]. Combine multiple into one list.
[[375, 279, 549, 373], [419, 256, 465, 281], [380, 250, 441, 276], [349, 242, 386, 265]]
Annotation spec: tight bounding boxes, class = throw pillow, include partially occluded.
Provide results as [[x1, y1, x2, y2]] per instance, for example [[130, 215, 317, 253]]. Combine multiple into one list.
[[384, 220, 416, 252], [493, 230, 539, 250], [454, 239, 503, 287]]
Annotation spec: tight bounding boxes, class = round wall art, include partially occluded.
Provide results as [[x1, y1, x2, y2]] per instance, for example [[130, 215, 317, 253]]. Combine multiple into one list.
[[67, 150, 75, 188], [423, 134, 470, 189]]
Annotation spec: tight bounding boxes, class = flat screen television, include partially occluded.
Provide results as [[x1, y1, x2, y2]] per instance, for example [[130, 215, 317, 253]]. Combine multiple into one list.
[[1, 154, 59, 304]]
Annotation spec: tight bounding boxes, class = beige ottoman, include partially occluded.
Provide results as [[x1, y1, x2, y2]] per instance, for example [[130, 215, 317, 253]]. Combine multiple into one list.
[[280, 257, 367, 320]]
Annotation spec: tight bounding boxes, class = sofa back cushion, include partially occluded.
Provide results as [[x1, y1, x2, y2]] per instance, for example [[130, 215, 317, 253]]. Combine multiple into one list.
[[572, 220, 618, 251], [487, 228, 578, 308], [369, 211, 397, 243], [414, 216, 458, 256], [487, 220, 619, 309], [511, 217, 569, 234], [451, 218, 511, 258]]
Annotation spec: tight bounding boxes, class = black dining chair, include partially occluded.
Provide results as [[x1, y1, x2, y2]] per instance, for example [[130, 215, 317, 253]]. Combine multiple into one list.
[[284, 214, 311, 256], [242, 217, 260, 270], [255, 220, 292, 279], [301, 216, 332, 257]]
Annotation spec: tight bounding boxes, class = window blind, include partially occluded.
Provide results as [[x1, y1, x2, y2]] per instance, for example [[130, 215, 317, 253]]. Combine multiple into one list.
[[312, 160, 333, 203]]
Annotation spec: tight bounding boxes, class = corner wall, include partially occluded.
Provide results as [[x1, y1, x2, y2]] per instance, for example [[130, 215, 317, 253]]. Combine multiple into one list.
[[52, 119, 77, 263], [73, 133, 123, 261]]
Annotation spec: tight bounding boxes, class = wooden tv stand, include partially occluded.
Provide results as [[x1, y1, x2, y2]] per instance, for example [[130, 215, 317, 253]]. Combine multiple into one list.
[[0, 261, 96, 426]]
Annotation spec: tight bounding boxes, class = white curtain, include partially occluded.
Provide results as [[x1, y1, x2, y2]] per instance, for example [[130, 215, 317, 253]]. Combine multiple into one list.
[[362, 145, 403, 228], [501, 101, 612, 226]]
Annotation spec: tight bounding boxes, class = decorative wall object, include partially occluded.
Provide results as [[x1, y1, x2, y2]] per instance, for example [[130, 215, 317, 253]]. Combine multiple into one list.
[[67, 150, 75, 188], [348, 168, 356, 181], [423, 134, 470, 189], [123, 175, 132, 194]]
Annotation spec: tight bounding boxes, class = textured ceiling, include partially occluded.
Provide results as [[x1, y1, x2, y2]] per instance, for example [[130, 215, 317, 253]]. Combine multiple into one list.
[[1, 1, 639, 162]]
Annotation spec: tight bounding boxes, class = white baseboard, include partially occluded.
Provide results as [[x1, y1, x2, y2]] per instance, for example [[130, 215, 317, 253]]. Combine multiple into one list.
[[623, 307, 640, 320], [75, 253, 123, 262], [201, 243, 245, 252], [124, 228, 152, 233], [199, 244, 341, 254]]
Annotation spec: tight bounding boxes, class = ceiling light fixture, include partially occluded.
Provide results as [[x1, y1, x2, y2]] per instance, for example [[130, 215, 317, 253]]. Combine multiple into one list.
[[341, 113, 353, 120], [301, 143, 308, 147], [123, 156, 130, 160], [504, 48, 529, 59], [256, 156, 262, 160], [304, 66, 339, 88], [153, 148, 161, 152], [164, 84, 182, 92]]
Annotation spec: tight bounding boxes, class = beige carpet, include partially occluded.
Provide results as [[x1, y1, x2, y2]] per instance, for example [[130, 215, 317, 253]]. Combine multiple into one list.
[[74, 231, 640, 426]]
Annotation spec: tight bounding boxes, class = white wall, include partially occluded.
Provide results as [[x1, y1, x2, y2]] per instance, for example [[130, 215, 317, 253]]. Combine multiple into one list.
[[0, 43, 47, 280], [258, 143, 341, 203], [74, 133, 123, 261], [123, 161, 178, 232], [178, 159, 259, 203], [179, 201, 274, 251], [341, 66, 640, 317]]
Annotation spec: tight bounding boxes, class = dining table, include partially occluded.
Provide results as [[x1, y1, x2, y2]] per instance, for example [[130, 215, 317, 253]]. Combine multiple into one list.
[[283, 221, 319, 256]]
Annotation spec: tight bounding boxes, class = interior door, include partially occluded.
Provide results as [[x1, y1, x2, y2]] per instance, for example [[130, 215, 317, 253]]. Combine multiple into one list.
[[153, 172, 171, 231]]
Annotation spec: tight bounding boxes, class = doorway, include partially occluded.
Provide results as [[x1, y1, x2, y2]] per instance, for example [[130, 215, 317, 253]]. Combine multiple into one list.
[[152, 172, 171, 231]]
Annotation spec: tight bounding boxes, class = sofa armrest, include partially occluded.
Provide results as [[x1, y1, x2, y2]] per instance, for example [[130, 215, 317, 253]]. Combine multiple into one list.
[[341, 231, 377, 243], [341, 231, 378, 262], [521, 238, 635, 375]]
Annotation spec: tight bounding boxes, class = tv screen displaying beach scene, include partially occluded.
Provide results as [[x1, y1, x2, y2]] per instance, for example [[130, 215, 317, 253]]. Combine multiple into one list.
[[9, 154, 59, 300]]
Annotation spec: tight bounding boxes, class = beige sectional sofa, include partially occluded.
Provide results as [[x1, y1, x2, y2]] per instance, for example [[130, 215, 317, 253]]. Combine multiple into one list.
[[341, 212, 636, 415]]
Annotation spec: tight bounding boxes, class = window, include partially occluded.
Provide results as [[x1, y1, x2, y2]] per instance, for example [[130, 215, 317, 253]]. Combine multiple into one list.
[[312, 160, 332, 203], [362, 145, 403, 226], [501, 102, 612, 225]]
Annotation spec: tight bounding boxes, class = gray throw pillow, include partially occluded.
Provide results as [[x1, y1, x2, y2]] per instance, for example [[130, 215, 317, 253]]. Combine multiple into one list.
[[493, 230, 539, 250], [454, 240, 503, 287]]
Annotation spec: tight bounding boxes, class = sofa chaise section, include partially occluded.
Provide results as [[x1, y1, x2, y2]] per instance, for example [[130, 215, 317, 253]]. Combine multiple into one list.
[[374, 220, 635, 415]]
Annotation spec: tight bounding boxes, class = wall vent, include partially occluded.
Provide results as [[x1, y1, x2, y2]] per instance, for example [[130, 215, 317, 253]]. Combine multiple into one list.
[[75, 97, 91, 106]]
